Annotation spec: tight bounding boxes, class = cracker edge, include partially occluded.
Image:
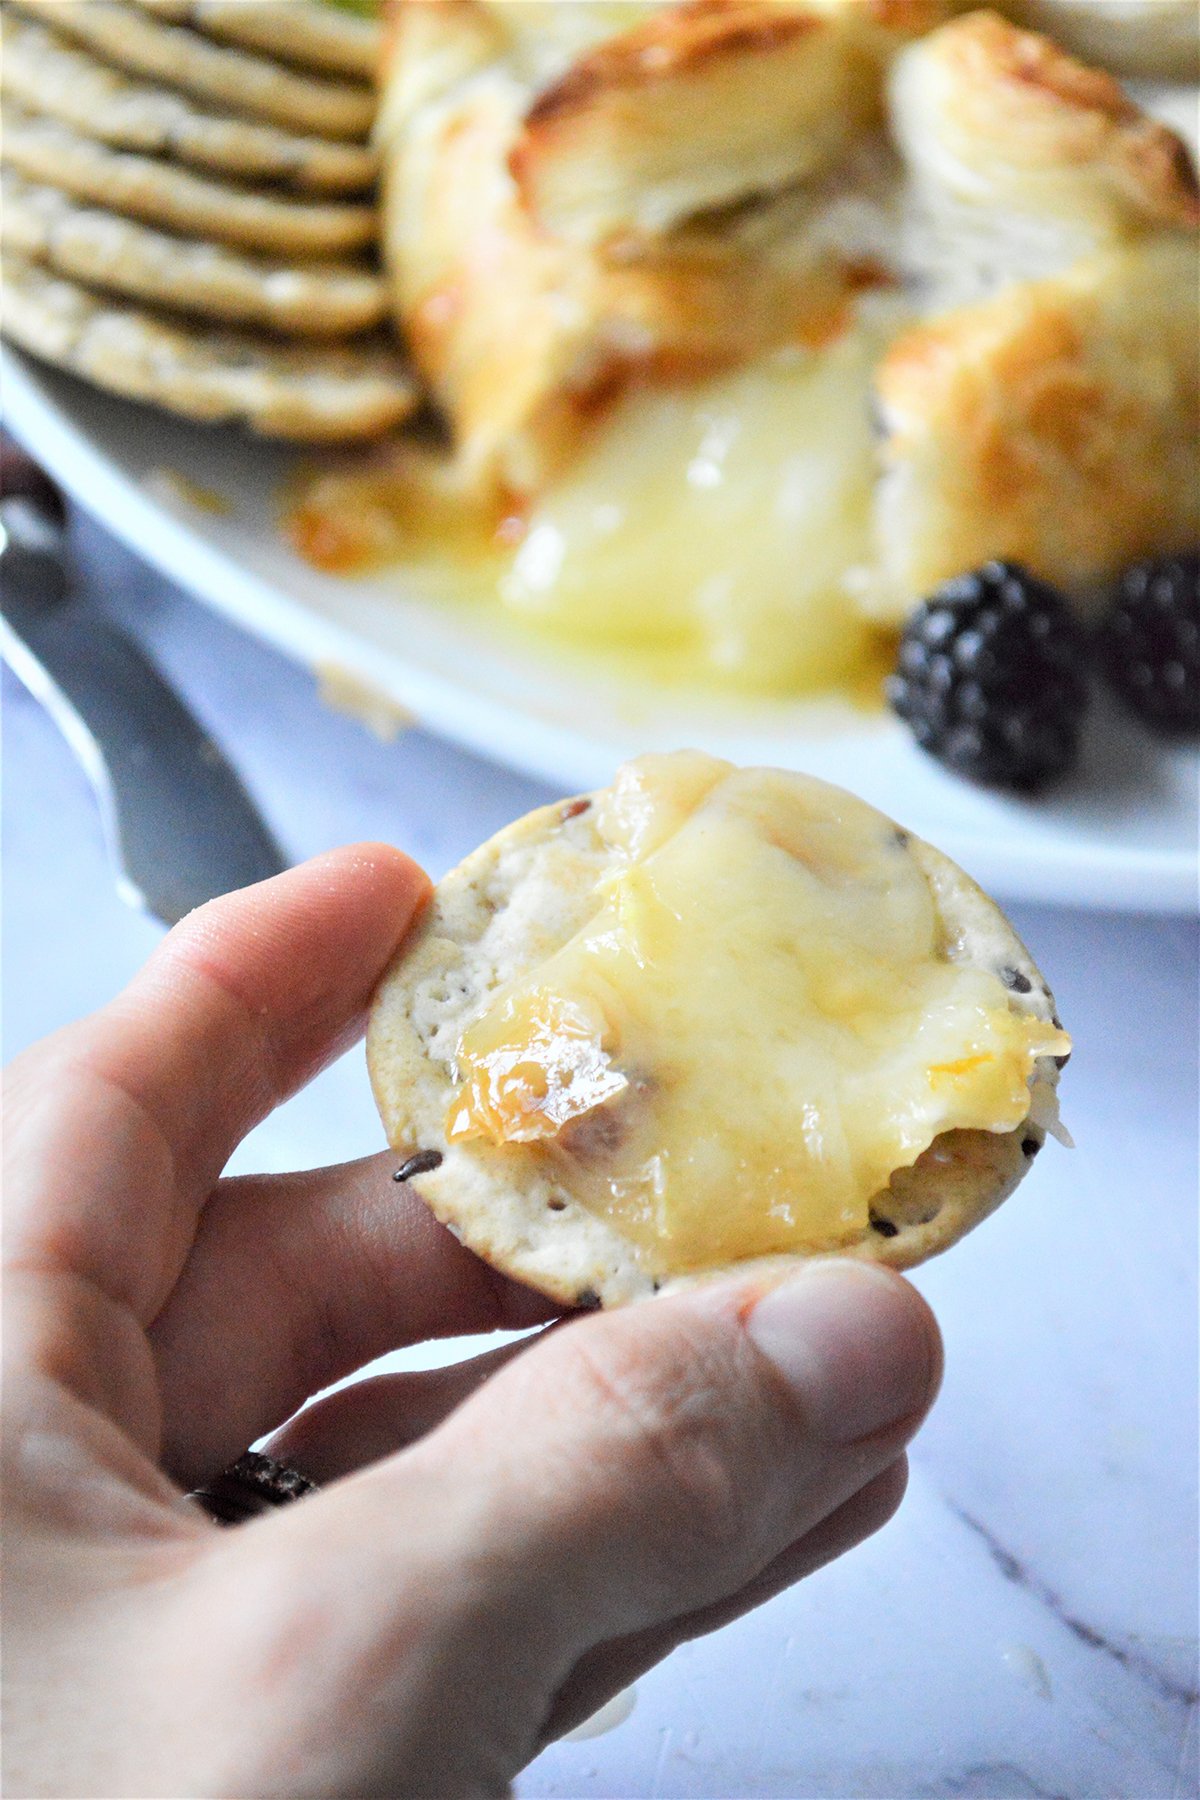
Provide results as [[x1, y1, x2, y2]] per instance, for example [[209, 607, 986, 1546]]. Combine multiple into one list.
[[367, 784, 1065, 1308]]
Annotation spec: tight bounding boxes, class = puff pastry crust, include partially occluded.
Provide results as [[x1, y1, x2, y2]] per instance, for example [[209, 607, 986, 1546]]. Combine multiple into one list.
[[509, 2, 879, 247], [892, 10, 1199, 239], [380, 0, 1198, 610], [871, 238, 1200, 618], [380, 5, 893, 491], [375, 0, 501, 142], [504, 3, 963, 248], [476, 1, 672, 87]]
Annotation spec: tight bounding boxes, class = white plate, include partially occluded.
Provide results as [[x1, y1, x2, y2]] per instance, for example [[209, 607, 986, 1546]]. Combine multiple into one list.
[[5, 346, 1197, 913]]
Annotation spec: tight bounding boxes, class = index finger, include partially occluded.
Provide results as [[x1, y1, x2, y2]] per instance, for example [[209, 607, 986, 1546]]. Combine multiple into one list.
[[4, 844, 429, 1325]]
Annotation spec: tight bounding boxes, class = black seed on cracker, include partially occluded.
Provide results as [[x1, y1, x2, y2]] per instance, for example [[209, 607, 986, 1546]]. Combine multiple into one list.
[[1021, 1137, 1041, 1158], [869, 1212, 900, 1238], [1002, 967, 1033, 994], [575, 1287, 601, 1310], [547, 1196, 567, 1212], [393, 1149, 444, 1182]]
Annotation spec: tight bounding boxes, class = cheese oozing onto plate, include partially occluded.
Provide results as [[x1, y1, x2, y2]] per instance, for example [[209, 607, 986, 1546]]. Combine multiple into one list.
[[290, 310, 904, 696], [445, 751, 1069, 1271], [500, 320, 896, 691]]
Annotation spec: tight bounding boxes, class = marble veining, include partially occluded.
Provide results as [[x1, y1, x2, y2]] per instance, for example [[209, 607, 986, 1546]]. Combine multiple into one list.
[[951, 1504, 1200, 1711]]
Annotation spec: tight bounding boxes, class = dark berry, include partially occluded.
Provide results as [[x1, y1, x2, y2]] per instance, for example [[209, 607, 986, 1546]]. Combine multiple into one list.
[[1099, 552, 1199, 738], [887, 563, 1089, 791]]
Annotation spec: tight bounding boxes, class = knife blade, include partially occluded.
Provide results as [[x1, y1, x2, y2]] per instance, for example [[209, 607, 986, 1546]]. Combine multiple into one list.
[[0, 486, 287, 926]]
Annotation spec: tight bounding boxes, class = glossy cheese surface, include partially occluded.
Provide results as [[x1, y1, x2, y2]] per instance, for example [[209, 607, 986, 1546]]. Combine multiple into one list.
[[288, 314, 903, 696], [499, 326, 890, 691], [446, 752, 1069, 1269]]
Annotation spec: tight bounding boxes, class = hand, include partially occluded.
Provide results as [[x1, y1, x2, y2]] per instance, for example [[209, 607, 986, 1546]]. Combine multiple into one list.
[[3, 847, 942, 1799]]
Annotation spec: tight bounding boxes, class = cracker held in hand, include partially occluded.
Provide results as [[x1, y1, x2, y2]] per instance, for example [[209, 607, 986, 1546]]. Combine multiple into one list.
[[369, 752, 1071, 1308]]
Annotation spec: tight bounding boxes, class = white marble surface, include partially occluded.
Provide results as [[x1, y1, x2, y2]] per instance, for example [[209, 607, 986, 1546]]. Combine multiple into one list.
[[3, 511, 1197, 1800]]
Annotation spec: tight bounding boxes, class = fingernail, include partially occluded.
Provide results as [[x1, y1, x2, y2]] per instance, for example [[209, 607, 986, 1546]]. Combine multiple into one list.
[[746, 1260, 938, 1444]]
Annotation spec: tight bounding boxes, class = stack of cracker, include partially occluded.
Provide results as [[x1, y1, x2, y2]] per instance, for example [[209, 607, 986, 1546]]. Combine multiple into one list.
[[0, 0, 417, 439]]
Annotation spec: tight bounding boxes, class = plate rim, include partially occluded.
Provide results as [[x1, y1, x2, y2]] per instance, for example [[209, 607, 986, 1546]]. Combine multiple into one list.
[[4, 346, 1197, 916]]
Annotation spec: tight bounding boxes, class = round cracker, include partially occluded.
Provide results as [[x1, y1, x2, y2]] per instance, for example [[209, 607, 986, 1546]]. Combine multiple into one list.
[[3, 106, 377, 258], [368, 773, 1067, 1308], [0, 14, 378, 193], [1, 255, 416, 441], [3, 170, 388, 338], [129, 0, 382, 81], [7, 0, 376, 141]]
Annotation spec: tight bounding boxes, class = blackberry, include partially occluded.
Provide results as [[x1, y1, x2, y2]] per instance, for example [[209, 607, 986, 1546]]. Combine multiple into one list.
[[887, 562, 1089, 791], [1099, 552, 1199, 737]]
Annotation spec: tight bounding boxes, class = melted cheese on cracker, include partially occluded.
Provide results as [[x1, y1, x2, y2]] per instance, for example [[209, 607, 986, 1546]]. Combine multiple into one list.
[[446, 752, 1069, 1271]]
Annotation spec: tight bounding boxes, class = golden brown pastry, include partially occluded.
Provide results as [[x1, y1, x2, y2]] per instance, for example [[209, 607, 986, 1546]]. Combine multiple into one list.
[[379, 15, 885, 493], [376, 0, 1197, 633], [870, 238, 1200, 620], [508, 1, 879, 248], [381, 71, 573, 493], [891, 9, 1199, 246]]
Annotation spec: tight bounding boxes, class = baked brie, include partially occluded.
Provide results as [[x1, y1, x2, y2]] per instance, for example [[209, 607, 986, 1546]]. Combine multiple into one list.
[[330, 2, 1200, 689]]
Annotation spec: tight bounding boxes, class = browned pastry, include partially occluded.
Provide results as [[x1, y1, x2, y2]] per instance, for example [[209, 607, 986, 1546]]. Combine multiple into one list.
[[870, 238, 1200, 620], [891, 8, 1200, 245], [379, 0, 1198, 571], [508, 1, 880, 248]]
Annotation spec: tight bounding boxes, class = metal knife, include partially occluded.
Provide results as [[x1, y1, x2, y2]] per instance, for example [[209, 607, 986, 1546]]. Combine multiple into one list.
[[0, 468, 287, 927]]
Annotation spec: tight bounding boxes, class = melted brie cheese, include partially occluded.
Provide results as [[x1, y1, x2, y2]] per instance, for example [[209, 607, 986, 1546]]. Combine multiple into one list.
[[500, 326, 894, 691], [446, 752, 1070, 1273], [290, 311, 908, 697]]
